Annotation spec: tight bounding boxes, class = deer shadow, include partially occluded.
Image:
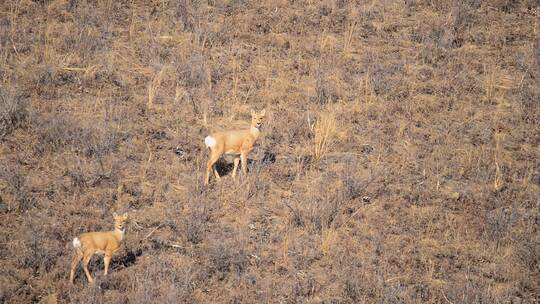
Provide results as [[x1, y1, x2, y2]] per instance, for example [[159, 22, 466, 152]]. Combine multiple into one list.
[[112, 248, 142, 270], [81, 247, 141, 274], [214, 151, 276, 177]]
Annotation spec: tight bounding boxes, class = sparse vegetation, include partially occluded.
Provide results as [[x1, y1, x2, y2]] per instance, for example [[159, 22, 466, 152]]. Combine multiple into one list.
[[0, 0, 539, 303]]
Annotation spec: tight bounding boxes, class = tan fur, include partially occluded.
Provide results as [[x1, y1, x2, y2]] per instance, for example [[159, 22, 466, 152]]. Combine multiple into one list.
[[205, 109, 266, 185], [69, 212, 128, 284]]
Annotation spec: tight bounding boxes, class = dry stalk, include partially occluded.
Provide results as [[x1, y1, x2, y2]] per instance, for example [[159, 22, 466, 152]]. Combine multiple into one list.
[[484, 63, 497, 104], [148, 66, 167, 109], [364, 71, 376, 104], [493, 131, 505, 192], [343, 21, 357, 55]]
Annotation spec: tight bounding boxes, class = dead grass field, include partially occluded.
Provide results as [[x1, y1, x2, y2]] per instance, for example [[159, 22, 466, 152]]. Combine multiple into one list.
[[1, 0, 539, 303]]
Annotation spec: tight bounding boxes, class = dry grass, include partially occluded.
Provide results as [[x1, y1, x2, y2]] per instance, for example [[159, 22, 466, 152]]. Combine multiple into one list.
[[320, 225, 338, 257], [0, 0, 539, 303], [147, 66, 168, 110], [313, 111, 337, 160]]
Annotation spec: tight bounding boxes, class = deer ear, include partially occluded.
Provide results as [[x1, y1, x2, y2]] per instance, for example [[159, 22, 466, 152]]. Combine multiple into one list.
[[123, 212, 129, 219], [251, 109, 256, 116], [113, 212, 118, 218], [260, 109, 266, 116]]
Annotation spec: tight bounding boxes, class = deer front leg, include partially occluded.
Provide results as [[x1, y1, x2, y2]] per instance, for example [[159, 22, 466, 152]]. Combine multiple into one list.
[[103, 254, 112, 276], [232, 157, 240, 179], [240, 152, 248, 176]]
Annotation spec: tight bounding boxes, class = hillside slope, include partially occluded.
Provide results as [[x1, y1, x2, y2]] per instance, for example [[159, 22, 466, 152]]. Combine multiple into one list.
[[1, 0, 539, 303]]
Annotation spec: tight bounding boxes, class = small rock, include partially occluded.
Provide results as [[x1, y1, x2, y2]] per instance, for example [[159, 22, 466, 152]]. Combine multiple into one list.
[[531, 171, 540, 186]]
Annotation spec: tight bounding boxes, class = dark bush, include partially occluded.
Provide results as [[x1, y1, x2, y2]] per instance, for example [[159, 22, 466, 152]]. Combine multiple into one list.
[[184, 205, 210, 244], [206, 227, 248, 280], [0, 163, 34, 211], [32, 113, 123, 158], [312, 67, 339, 104], [0, 87, 27, 139]]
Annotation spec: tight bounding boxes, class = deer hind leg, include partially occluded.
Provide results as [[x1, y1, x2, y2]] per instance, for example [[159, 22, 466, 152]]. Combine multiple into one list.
[[213, 165, 221, 179], [232, 157, 240, 179], [206, 150, 221, 185], [82, 252, 95, 283], [69, 250, 83, 284]]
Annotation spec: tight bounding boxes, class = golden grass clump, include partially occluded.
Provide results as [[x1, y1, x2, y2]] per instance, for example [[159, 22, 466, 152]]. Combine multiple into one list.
[[313, 111, 337, 160], [321, 226, 338, 256]]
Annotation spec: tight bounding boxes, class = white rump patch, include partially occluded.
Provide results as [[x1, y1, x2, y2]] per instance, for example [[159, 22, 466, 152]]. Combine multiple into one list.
[[205, 136, 216, 148], [72, 237, 81, 249]]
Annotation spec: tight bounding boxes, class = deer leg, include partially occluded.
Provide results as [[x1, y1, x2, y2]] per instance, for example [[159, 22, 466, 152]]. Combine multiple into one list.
[[205, 163, 211, 185], [206, 152, 221, 185], [232, 157, 240, 179], [240, 152, 248, 176], [82, 252, 94, 283], [103, 254, 112, 276], [213, 165, 221, 180], [69, 250, 83, 284], [208, 152, 222, 184]]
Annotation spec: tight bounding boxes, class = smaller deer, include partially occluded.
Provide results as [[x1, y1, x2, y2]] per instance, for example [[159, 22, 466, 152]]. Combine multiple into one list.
[[69, 212, 128, 284], [204, 109, 266, 185]]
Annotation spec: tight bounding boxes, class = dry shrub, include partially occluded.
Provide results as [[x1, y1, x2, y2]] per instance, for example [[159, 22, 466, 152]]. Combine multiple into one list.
[[183, 204, 211, 245], [14, 220, 63, 273], [517, 78, 540, 124], [0, 163, 35, 211], [340, 158, 371, 201], [177, 54, 210, 89], [175, 0, 205, 32], [173, 53, 212, 115], [32, 112, 123, 158], [205, 225, 248, 280], [67, 1, 113, 61], [514, 232, 539, 275], [313, 68, 339, 104], [32, 113, 79, 154], [0, 87, 27, 139], [367, 61, 407, 99]]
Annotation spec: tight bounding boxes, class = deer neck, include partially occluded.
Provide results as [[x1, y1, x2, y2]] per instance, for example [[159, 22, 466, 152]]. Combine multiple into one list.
[[250, 125, 261, 139], [113, 227, 125, 242]]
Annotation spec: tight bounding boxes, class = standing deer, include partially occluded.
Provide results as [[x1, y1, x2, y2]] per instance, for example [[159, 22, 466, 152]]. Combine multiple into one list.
[[69, 212, 128, 284], [204, 109, 266, 185]]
